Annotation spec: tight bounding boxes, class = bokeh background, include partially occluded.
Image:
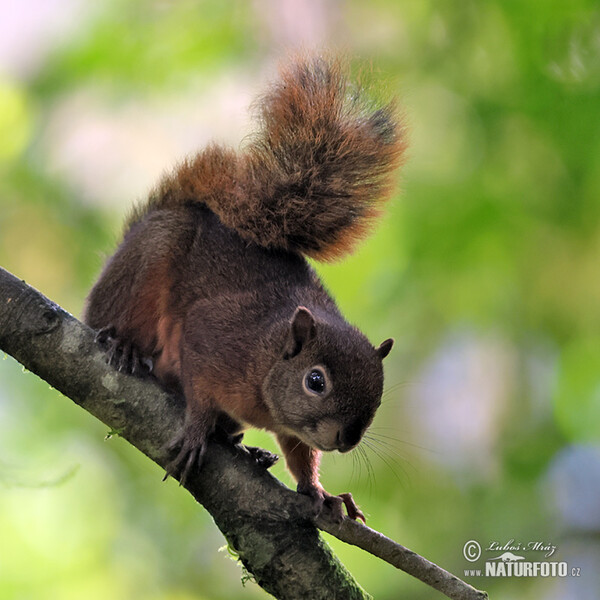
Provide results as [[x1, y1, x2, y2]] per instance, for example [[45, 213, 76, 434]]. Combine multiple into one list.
[[1, 1, 599, 598]]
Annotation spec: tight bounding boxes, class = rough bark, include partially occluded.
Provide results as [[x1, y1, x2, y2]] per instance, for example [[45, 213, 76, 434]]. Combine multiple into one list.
[[0, 266, 487, 600]]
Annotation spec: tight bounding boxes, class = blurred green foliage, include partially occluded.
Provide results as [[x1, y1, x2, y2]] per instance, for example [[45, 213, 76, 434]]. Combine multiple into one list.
[[1, 1, 599, 599]]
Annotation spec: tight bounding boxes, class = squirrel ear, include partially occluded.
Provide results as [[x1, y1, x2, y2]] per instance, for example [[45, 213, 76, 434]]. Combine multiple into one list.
[[376, 338, 394, 360], [284, 306, 316, 359]]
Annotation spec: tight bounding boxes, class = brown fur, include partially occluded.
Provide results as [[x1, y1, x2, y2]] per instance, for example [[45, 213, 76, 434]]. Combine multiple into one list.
[[129, 55, 406, 262], [84, 55, 405, 521], [277, 434, 322, 488]]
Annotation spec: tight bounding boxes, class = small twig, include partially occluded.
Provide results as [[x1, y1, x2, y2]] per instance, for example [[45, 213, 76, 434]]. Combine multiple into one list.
[[317, 516, 488, 600]]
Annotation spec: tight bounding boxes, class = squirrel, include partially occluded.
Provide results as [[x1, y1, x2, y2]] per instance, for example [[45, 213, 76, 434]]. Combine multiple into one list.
[[84, 55, 406, 522]]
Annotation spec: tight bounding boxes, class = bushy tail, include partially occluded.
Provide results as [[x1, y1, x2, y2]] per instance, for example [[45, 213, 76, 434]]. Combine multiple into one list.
[[139, 55, 407, 261]]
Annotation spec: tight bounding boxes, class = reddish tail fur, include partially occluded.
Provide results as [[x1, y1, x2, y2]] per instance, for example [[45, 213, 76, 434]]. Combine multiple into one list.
[[130, 55, 407, 261]]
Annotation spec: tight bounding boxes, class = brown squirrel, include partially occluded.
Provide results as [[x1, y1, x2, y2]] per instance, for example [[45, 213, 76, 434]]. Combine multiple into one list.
[[84, 55, 406, 522]]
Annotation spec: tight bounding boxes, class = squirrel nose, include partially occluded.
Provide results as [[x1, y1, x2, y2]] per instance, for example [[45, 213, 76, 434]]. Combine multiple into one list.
[[335, 430, 350, 452], [337, 421, 363, 452]]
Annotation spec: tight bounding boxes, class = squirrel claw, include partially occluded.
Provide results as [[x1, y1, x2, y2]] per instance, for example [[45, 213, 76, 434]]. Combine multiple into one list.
[[95, 325, 153, 376], [324, 494, 346, 524], [297, 483, 328, 519], [214, 429, 278, 469], [338, 492, 366, 523], [162, 424, 208, 486], [298, 484, 365, 523], [95, 325, 116, 344], [245, 446, 279, 469], [212, 429, 278, 470]]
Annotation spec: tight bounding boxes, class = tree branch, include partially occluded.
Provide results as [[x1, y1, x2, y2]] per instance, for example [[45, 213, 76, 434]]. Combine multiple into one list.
[[0, 266, 487, 600]]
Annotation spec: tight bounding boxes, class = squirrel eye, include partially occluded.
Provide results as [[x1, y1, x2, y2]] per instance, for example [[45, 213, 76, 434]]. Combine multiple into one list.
[[304, 367, 326, 396]]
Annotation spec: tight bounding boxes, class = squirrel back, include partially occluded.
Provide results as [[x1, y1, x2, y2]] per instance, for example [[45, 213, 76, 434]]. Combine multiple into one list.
[[128, 55, 406, 261]]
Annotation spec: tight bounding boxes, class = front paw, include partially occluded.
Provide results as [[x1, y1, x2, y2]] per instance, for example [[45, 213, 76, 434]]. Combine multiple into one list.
[[213, 429, 279, 469], [95, 325, 153, 376], [297, 484, 365, 523], [245, 446, 279, 469], [163, 421, 209, 487], [336, 492, 365, 523]]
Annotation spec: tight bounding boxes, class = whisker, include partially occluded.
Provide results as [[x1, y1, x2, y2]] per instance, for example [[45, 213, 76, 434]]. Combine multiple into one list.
[[366, 431, 437, 454], [380, 380, 422, 405], [363, 436, 418, 478], [362, 445, 376, 498], [349, 449, 358, 487], [361, 438, 410, 489], [289, 439, 303, 454], [382, 381, 412, 395], [363, 435, 413, 462], [356, 444, 375, 497]]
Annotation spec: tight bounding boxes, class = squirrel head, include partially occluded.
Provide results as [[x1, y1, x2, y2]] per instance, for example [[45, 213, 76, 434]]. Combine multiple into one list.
[[262, 306, 393, 452]]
